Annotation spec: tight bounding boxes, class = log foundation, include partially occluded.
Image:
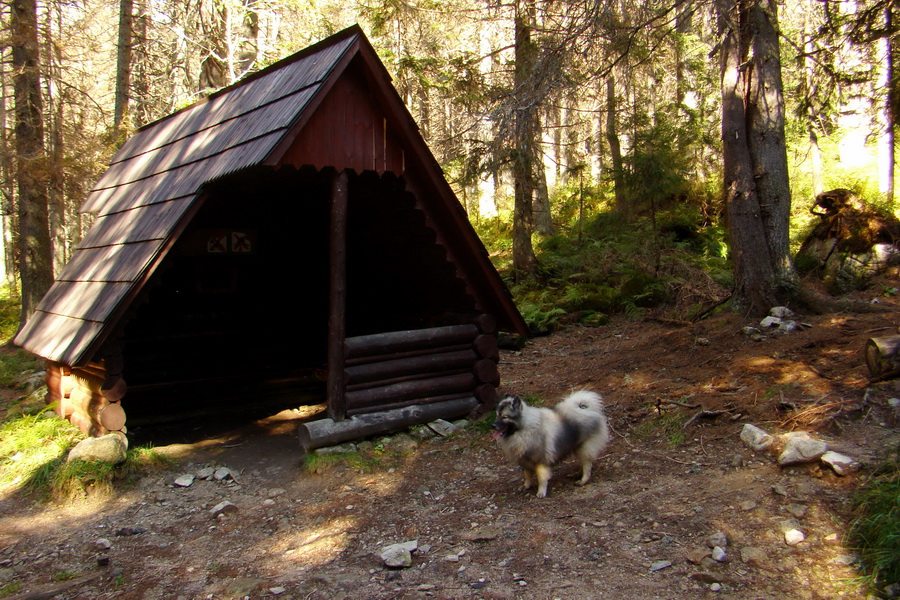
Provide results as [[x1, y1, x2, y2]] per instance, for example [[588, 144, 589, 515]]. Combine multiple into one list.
[[46, 361, 126, 437]]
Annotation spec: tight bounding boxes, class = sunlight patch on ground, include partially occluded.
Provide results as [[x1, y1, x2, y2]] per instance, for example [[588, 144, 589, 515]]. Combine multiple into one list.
[[272, 515, 359, 567]]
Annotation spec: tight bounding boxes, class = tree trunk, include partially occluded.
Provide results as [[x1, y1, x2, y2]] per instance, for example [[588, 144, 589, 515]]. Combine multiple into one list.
[[746, 0, 798, 296], [133, 0, 150, 127], [532, 115, 553, 235], [512, 0, 538, 278], [717, 0, 778, 314], [606, 74, 625, 214], [803, 0, 823, 196], [114, 0, 134, 138], [717, 0, 797, 315], [0, 57, 12, 286], [886, 4, 897, 203], [45, 4, 67, 277], [12, 0, 54, 327]]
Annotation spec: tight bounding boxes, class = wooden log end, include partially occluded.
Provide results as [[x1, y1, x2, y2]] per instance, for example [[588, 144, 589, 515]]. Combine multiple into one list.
[[101, 378, 128, 403], [865, 336, 900, 379], [99, 402, 127, 432], [474, 314, 498, 335], [473, 359, 500, 385], [473, 334, 499, 362]]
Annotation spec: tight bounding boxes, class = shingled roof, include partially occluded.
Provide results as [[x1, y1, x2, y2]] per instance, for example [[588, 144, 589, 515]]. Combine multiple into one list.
[[15, 25, 526, 367]]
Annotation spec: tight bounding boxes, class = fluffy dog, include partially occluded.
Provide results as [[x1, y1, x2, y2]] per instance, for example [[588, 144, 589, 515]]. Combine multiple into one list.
[[492, 390, 609, 498]]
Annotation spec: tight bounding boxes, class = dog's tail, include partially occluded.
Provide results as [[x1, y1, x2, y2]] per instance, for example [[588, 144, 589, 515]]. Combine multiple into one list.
[[556, 389, 605, 418]]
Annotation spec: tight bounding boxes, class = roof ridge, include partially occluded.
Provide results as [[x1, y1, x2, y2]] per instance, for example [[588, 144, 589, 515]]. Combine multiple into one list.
[[132, 24, 364, 135]]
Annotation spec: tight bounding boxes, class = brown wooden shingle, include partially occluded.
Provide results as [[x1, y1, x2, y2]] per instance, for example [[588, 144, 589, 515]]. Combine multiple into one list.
[[15, 25, 526, 368]]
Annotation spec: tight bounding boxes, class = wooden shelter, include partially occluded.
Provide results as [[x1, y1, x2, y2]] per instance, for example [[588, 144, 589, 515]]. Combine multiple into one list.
[[14, 26, 527, 445]]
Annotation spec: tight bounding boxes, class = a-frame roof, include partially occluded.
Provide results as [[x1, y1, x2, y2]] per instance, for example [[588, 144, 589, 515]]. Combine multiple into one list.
[[15, 25, 527, 366]]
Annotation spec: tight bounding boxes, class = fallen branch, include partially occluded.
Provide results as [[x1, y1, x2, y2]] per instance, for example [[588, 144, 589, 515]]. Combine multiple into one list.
[[682, 409, 729, 430]]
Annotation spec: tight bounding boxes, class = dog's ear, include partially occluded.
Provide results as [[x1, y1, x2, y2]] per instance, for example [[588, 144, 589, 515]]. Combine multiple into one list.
[[510, 395, 523, 409]]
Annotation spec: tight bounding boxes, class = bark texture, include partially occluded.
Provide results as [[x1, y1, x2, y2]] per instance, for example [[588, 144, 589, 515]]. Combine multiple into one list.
[[12, 0, 54, 327]]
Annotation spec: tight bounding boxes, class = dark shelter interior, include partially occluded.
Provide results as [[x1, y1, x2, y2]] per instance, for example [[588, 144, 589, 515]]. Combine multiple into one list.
[[116, 166, 478, 424]]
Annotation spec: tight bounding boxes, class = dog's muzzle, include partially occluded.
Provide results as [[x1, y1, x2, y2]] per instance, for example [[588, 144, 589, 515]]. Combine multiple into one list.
[[491, 420, 511, 440]]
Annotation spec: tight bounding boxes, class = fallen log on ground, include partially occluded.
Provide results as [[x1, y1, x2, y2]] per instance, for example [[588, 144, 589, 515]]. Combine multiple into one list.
[[298, 396, 478, 451]]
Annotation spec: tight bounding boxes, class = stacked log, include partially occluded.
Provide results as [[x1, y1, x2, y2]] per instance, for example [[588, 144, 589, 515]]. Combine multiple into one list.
[[342, 317, 500, 416], [45, 361, 127, 436], [299, 315, 502, 451]]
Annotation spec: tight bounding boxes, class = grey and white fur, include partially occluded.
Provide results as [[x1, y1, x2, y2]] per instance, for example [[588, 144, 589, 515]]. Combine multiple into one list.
[[492, 390, 609, 498]]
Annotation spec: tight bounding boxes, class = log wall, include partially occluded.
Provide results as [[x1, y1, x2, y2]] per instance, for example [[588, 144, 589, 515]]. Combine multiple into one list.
[[341, 315, 500, 416], [46, 361, 126, 436]]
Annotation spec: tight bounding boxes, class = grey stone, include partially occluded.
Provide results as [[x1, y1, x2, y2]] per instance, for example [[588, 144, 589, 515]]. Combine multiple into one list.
[[649, 560, 672, 572], [409, 425, 437, 440], [740, 424, 774, 451], [821, 451, 860, 475], [67, 433, 128, 465], [778, 435, 828, 466], [380, 540, 418, 568], [427, 419, 458, 437], [711, 546, 727, 562], [173, 474, 195, 487], [707, 531, 728, 548], [784, 529, 805, 546], [315, 442, 357, 455], [210, 501, 238, 517], [778, 320, 798, 333], [213, 467, 235, 481], [760, 316, 781, 328], [770, 306, 795, 318]]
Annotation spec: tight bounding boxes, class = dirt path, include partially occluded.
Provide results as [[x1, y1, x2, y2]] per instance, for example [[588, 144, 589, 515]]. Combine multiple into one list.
[[2, 298, 900, 599]]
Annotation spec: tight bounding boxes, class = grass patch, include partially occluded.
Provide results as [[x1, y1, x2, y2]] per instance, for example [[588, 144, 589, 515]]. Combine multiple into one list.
[[634, 410, 688, 447], [0, 285, 21, 344], [303, 444, 395, 474], [0, 411, 83, 490], [0, 348, 42, 391], [0, 411, 173, 501], [0, 582, 21, 595], [849, 448, 900, 593]]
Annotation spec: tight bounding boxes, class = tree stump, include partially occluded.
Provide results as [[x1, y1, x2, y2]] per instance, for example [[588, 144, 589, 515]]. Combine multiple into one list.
[[864, 335, 900, 379]]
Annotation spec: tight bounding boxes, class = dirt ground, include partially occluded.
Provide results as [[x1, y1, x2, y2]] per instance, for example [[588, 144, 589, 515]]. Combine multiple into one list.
[[3, 285, 900, 599]]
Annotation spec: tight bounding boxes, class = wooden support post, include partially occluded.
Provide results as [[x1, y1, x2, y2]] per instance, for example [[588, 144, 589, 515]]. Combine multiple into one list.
[[327, 169, 349, 421]]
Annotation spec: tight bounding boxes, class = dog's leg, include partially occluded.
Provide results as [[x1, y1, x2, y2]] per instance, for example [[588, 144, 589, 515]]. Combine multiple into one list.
[[535, 464, 551, 498], [522, 468, 534, 491], [577, 461, 592, 486]]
